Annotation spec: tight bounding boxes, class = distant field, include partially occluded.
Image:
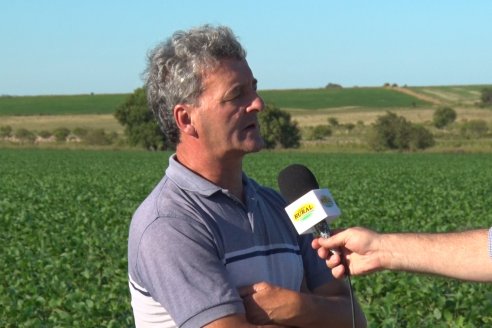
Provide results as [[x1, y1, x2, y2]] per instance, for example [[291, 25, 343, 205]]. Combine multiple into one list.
[[1, 85, 489, 117], [0, 114, 123, 133], [1, 88, 429, 117], [412, 85, 491, 106], [2, 86, 491, 153], [259, 87, 430, 109], [0, 94, 128, 116]]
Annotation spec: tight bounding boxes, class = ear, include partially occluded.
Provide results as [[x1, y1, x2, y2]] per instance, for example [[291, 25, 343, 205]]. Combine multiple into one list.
[[174, 104, 197, 137]]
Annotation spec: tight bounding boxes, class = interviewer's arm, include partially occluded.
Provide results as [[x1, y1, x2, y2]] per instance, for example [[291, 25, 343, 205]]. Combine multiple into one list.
[[382, 229, 491, 281], [313, 227, 492, 282]]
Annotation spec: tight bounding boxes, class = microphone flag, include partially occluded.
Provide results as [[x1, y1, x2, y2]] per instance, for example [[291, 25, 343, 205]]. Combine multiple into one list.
[[284, 188, 341, 235]]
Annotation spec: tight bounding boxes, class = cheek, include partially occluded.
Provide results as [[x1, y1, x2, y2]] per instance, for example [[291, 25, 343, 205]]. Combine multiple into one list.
[[197, 107, 242, 139], [200, 118, 230, 142]]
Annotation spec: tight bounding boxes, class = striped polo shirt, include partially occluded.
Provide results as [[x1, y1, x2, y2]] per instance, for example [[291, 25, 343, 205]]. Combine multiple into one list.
[[128, 155, 332, 327]]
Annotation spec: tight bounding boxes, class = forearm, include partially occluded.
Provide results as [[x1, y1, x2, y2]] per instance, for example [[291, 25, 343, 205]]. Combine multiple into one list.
[[269, 282, 366, 328], [204, 313, 292, 328], [240, 281, 366, 328], [381, 229, 492, 281], [283, 290, 366, 328]]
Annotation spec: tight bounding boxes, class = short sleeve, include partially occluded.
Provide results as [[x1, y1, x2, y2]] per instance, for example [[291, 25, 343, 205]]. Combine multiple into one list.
[[136, 216, 244, 327]]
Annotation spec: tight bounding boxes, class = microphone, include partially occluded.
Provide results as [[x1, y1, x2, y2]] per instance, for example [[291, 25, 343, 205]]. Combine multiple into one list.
[[277, 164, 341, 238], [278, 164, 357, 328]]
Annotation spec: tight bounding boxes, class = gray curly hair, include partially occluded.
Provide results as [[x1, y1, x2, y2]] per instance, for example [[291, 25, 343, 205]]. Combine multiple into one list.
[[144, 25, 247, 146]]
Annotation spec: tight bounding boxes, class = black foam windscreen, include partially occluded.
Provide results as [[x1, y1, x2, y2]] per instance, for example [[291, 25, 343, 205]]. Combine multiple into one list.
[[277, 164, 319, 204]]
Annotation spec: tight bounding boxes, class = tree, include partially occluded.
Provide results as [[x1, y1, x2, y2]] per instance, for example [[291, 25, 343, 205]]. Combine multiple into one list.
[[53, 127, 70, 142], [14, 128, 36, 143], [327, 117, 339, 127], [0, 125, 13, 138], [73, 127, 88, 138], [38, 130, 52, 139], [368, 112, 434, 151], [433, 106, 457, 128], [481, 88, 492, 106], [306, 125, 332, 140], [114, 88, 170, 150], [83, 129, 115, 146], [259, 103, 300, 149], [409, 124, 435, 150], [343, 123, 356, 132]]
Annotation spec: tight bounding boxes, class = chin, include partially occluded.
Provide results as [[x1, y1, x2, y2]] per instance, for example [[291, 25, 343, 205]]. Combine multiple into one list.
[[234, 136, 265, 154], [249, 137, 265, 152]]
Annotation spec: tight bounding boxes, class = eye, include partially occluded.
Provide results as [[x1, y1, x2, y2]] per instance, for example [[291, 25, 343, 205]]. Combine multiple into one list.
[[223, 88, 241, 102]]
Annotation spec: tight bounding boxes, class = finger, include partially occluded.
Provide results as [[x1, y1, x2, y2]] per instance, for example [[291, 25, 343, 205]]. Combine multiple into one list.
[[317, 229, 348, 250], [238, 284, 255, 297], [331, 264, 346, 279], [326, 251, 341, 269], [240, 281, 272, 297], [317, 245, 333, 259]]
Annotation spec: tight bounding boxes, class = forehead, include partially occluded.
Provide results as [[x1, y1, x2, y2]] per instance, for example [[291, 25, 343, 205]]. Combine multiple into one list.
[[202, 58, 254, 88]]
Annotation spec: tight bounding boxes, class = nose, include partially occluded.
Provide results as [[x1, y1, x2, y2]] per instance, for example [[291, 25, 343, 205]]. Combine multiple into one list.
[[246, 92, 265, 113]]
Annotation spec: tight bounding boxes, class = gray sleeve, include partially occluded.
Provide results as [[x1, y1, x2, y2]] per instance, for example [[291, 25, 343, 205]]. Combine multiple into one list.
[[136, 216, 245, 327]]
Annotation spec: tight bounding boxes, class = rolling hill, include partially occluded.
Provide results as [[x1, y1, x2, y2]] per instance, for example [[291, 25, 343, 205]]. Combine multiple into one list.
[[1, 85, 490, 116]]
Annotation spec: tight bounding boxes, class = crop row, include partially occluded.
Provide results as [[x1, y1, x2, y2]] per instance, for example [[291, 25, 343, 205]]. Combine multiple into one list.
[[1, 149, 491, 327]]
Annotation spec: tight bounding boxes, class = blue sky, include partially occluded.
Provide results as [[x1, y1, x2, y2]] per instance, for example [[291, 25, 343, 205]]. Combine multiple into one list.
[[2, 0, 491, 95]]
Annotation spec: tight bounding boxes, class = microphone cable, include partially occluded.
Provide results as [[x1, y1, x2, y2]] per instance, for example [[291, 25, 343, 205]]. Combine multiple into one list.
[[314, 223, 356, 328]]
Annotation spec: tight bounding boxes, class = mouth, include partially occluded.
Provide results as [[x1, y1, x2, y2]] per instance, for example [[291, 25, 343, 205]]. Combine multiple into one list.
[[244, 121, 258, 131]]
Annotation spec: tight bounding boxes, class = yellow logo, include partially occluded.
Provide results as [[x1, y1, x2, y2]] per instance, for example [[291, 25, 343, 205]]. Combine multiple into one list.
[[293, 203, 315, 221]]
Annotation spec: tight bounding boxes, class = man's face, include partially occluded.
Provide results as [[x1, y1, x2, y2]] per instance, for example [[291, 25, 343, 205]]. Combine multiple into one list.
[[191, 58, 265, 159]]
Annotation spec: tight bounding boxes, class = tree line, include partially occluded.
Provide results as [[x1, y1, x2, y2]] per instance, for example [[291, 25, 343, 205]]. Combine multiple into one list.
[[2, 87, 490, 151], [113, 88, 301, 151], [113, 87, 492, 152]]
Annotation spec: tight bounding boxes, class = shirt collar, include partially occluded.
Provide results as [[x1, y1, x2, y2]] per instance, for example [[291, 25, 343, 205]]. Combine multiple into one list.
[[165, 154, 256, 202]]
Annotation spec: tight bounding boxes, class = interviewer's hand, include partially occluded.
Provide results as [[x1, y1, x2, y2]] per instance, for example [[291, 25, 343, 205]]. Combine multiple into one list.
[[311, 227, 384, 279]]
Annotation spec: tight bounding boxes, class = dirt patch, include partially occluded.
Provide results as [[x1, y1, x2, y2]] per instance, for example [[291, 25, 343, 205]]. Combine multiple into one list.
[[0, 114, 123, 133], [290, 106, 492, 128], [392, 87, 442, 105]]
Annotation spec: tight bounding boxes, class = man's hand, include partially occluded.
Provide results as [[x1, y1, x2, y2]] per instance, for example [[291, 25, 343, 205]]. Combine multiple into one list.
[[239, 282, 301, 326]]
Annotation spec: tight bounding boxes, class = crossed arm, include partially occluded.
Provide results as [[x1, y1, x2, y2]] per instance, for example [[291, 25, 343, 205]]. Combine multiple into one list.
[[205, 279, 367, 328]]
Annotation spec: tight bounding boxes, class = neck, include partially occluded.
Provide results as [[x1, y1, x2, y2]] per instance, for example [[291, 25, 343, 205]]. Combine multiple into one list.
[[176, 144, 245, 201]]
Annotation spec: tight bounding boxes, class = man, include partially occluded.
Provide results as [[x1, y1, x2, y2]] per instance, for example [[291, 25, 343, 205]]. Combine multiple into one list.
[[312, 227, 492, 282], [128, 25, 366, 327]]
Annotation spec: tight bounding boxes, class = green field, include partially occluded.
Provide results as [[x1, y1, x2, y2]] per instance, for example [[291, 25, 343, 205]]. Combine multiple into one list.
[[259, 87, 430, 109], [0, 94, 128, 116], [1, 148, 491, 327], [1, 87, 430, 117], [1, 85, 489, 117]]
